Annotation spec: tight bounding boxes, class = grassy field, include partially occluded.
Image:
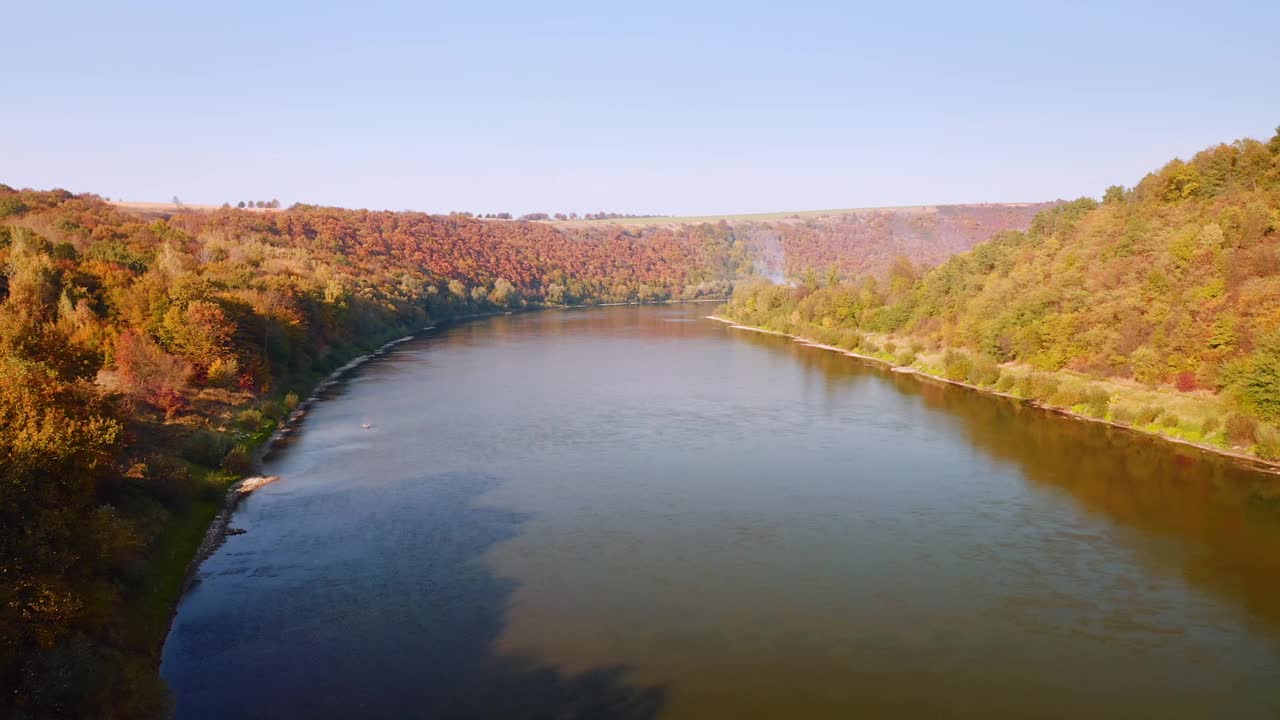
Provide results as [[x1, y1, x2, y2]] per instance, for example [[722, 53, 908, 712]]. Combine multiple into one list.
[[111, 200, 282, 214], [552, 202, 1048, 227]]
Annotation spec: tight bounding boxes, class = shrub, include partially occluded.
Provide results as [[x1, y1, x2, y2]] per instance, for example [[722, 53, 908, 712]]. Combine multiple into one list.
[[1255, 425, 1280, 461], [1175, 371, 1197, 392], [1082, 387, 1111, 418], [967, 354, 1000, 387], [135, 454, 198, 508], [181, 430, 232, 467], [883, 341, 897, 355], [1028, 373, 1060, 401], [894, 351, 916, 366], [1135, 405, 1161, 425], [156, 388, 188, 419], [995, 371, 1017, 393], [260, 400, 284, 422], [1049, 383, 1085, 408], [206, 355, 240, 387], [235, 408, 264, 432], [283, 392, 300, 412], [1225, 414, 1259, 445], [1201, 416, 1221, 435], [1110, 405, 1136, 425], [1157, 411, 1180, 428], [943, 350, 972, 382], [221, 443, 252, 474]]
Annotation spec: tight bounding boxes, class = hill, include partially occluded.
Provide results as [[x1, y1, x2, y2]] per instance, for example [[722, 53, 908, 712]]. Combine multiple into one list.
[[722, 128, 1280, 462]]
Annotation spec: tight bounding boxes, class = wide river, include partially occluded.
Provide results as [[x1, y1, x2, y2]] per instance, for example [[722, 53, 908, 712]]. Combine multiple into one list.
[[162, 305, 1280, 718]]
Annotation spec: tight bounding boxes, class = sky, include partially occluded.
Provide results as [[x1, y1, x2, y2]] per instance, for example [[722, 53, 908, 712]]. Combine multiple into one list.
[[4, 0, 1278, 216]]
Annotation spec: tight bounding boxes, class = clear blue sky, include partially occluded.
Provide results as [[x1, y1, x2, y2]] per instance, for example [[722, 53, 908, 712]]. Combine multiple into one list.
[[4, 0, 1277, 215]]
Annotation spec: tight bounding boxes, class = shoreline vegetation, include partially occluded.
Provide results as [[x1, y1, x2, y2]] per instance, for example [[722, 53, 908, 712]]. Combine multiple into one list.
[[708, 314, 1280, 474], [715, 128, 1280, 473]]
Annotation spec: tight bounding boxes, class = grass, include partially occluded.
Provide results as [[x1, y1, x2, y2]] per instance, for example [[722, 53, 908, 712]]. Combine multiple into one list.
[[127, 464, 237, 653]]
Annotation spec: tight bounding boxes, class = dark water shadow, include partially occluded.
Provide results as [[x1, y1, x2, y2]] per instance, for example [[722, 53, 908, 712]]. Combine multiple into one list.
[[165, 472, 666, 720], [749, 331, 1280, 633]]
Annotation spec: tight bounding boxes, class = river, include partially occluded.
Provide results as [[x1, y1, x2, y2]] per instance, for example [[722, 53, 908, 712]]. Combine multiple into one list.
[[161, 305, 1280, 718]]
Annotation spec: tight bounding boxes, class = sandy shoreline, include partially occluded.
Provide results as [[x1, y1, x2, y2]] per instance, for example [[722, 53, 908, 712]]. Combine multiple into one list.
[[707, 315, 1280, 474]]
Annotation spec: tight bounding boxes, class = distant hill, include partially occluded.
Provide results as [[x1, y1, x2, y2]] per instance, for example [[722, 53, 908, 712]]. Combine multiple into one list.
[[723, 128, 1280, 459]]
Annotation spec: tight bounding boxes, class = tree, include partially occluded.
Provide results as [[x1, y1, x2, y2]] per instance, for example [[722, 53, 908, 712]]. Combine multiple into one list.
[[113, 330, 192, 415], [159, 300, 235, 364], [1225, 331, 1280, 421]]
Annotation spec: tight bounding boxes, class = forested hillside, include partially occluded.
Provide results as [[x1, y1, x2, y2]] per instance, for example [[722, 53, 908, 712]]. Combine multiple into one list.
[[0, 187, 1042, 717], [723, 129, 1280, 460], [0, 193, 750, 718], [554, 202, 1054, 281], [725, 203, 1053, 280]]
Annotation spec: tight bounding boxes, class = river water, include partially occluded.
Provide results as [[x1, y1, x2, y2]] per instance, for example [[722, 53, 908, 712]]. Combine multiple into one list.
[[161, 305, 1280, 718]]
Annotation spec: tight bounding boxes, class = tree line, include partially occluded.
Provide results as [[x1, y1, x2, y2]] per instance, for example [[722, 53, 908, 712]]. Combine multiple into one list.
[[722, 129, 1280, 460]]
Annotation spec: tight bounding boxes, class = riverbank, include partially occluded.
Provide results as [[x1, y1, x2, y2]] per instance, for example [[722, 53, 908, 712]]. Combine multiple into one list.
[[179, 326, 437, 594], [708, 315, 1280, 474]]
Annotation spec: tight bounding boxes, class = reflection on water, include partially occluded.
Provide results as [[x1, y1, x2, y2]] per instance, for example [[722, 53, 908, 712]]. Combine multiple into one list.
[[162, 306, 1280, 718]]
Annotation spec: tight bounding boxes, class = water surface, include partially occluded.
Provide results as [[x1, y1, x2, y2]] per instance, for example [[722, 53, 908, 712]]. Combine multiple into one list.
[[162, 305, 1280, 718]]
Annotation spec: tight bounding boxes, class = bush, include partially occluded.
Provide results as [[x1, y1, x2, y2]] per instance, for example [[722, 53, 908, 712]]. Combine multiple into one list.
[[943, 349, 972, 382], [181, 429, 232, 467], [894, 350, 917, 366], [1175, 371, 1198, 392], [1201, 416, 1221, 435], [206, 355, 240, 387], [1157, 411, 1180, 428], [135, 454, 198, 508], [1082, 387, 1111, 418], [1049, 383, 1085, 408], [1225, 414, 1259, 445], [995, 371, 1017, 393], [1028, 373, 1060, 401], [1110, 405, 1136, 425], [283, 392, 300, 412], [1255, 425, 1280, 461], [1135, 405, 1161, 425], [967, 355, 1000, 387], [221, 443, 252, 474], [235, 408, 264, 432]]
